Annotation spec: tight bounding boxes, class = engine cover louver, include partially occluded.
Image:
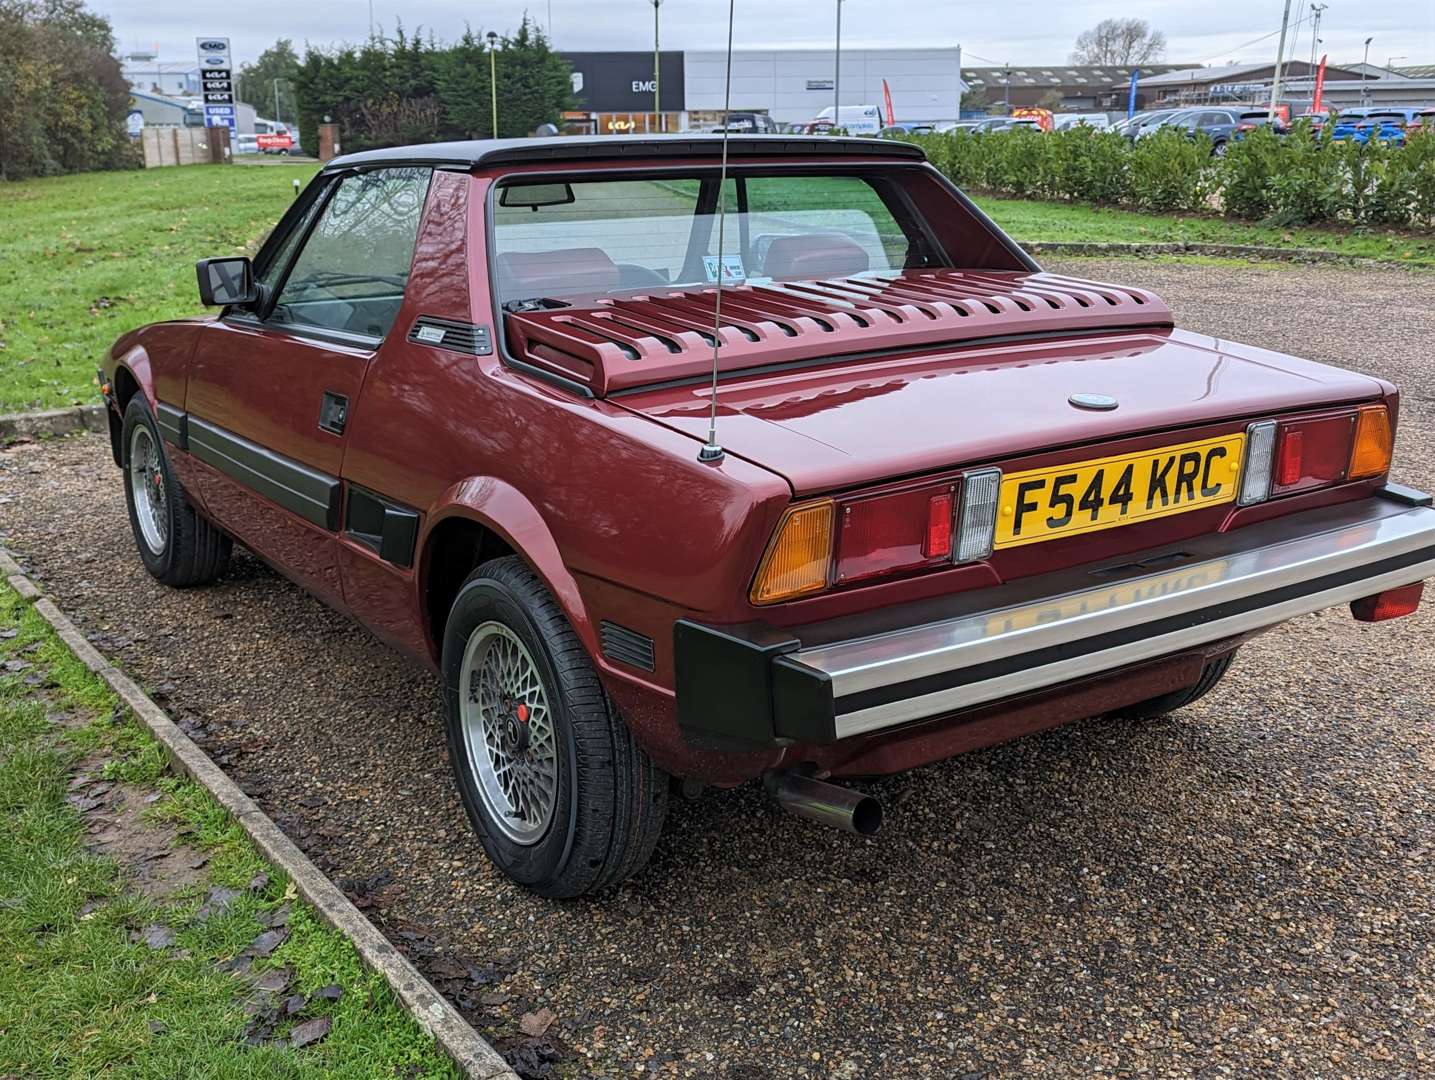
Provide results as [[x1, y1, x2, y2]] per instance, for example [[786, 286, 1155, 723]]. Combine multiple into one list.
[[503, 269, 1172, 397], [408, 315, 493, 355], [599, 621, 656, 672]]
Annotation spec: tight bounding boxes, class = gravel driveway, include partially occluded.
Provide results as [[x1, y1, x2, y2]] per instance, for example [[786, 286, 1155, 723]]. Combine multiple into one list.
[[3, 259, 1434, 1078]]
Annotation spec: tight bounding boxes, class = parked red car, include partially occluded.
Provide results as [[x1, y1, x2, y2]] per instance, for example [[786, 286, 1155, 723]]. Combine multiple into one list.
[[102, 136, 1435, 896]]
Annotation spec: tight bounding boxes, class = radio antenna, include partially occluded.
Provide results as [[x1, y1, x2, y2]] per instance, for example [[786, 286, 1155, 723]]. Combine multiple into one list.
[[698, 0, 736, 464]]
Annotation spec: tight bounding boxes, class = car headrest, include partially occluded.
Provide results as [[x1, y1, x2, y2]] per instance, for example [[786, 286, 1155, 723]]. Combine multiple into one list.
[[496, 247, 620, 296], [762, 234, 871, 280]]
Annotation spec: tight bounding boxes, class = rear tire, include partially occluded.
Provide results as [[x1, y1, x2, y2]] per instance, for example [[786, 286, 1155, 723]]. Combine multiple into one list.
[[441, 556, 668, 898], [121, 397, 231, 587], [1119, 651, 1238, 720]]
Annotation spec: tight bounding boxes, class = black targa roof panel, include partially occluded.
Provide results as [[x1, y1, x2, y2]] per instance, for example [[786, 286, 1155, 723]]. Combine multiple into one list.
[[323, 134, 928, 172]]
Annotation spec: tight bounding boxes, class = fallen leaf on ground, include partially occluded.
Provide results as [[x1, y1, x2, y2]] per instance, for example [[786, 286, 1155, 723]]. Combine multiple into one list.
[[289, 1016, 331, 1048], [519, 1007, 557, 1037], [249, 929, 287, 957], [252, 968, 291, 994]]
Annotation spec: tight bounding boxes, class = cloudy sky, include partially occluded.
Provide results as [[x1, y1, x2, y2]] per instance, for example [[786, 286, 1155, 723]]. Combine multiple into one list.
[[100, 0, 1433, 72]]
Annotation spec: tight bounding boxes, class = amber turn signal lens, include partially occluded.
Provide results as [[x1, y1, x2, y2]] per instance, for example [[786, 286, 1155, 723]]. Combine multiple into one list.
[[750, 500, 834, 605], [1349, 405, 1393, 480]]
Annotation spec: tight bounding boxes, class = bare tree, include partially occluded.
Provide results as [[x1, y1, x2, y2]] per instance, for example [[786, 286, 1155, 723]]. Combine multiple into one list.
[[1070, 18, 1167, 66]]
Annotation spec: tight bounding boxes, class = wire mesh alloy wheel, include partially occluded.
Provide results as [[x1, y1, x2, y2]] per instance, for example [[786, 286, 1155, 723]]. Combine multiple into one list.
[[128, 424, 169, 555], [458, 622, 560, 845]]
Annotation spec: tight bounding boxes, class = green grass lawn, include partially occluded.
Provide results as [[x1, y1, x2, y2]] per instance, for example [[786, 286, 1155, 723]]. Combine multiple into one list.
[[0, 585, 457, 1078], [0, 164, 318, 413], [1, 162, 1430, 414], [972, 195, 1435, 265]]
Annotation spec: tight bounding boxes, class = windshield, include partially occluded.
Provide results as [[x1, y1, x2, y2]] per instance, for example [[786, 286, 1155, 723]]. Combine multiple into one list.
[[491, 171, 937, 305]]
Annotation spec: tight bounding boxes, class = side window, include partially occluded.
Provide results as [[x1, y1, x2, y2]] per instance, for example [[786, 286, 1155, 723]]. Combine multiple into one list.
[[270, 167, 433, 340], [255, 185, 329, 292], [742, 175, 918, 273]]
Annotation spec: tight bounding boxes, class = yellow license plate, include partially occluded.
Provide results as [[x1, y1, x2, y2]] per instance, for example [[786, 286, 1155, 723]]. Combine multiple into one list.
[[993, 433, 1246, 550]]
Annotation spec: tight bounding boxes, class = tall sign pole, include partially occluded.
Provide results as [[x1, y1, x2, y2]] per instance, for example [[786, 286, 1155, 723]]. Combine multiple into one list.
[[955, 44, 962, 120], [651, 0, 661, 132], [833, 0, 843, 127], [1268, 0, 1293, 122]]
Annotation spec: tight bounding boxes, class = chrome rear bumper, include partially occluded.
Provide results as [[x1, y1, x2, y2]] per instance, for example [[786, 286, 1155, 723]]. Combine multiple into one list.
[[674, 487, 1435, 748]]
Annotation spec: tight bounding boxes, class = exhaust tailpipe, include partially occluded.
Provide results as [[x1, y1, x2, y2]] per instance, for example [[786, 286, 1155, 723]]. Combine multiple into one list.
[[764, 770, 883, 836]]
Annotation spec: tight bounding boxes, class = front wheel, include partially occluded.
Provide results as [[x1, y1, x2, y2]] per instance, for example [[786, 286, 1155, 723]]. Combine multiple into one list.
[[120, 397, 231, 587], [441, 557, 668, 897]]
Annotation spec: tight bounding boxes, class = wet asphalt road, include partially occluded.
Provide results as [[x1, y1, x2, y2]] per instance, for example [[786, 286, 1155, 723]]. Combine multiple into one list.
[[3, 259, 1435, 1078]]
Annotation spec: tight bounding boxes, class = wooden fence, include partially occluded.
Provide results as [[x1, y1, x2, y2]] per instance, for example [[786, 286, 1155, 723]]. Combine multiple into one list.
[[140, 126, 230, 168]]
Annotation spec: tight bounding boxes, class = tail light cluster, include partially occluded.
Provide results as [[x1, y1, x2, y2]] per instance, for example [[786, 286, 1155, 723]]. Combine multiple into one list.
[[1238, 404, 1392, 507], [751, 403, 1395, 606]]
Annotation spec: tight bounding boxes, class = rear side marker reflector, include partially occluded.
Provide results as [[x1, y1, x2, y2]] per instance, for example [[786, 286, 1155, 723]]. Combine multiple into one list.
[[957, 468, 1002, 562], [1239, 421, 1278, 506], [1350, 581, 1423, 622]]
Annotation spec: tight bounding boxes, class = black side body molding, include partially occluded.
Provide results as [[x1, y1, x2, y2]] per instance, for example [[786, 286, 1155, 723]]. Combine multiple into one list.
[[187, 416, 341, 531], [155, 402, 188, 450], [345, 486, 420, 568]]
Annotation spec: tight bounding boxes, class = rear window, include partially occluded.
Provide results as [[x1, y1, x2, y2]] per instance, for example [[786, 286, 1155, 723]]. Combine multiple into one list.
[[490, 172, 935, 304]]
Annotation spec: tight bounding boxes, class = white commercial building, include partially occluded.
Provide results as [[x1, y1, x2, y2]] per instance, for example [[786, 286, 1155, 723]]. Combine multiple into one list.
[[683, 48, 965, 126]]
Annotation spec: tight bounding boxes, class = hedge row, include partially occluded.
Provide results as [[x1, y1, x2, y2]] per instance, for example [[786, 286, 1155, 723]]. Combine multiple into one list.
[[909, 126, 1435, 229]]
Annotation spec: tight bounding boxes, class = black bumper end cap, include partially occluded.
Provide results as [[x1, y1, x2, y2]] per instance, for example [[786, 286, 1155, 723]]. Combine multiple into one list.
[[1378, 483, 1433, 508]]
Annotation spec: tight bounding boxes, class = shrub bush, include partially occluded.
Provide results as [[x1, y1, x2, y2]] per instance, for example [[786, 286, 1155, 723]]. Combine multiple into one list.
[[909, 119, 1431, 232]]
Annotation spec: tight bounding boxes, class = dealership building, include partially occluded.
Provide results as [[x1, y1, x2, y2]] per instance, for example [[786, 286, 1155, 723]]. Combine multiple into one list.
[[561, 48, 967, 132]]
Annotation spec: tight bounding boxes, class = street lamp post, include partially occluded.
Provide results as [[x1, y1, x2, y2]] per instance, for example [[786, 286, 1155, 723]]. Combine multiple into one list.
[[1002, 64, 1012, 111], [273, 77, 282, 126], [651, 0, 662, 132], [1360, 36, 1372, 106], [487, 30, 499, 137], [833, 0, 844, 130]]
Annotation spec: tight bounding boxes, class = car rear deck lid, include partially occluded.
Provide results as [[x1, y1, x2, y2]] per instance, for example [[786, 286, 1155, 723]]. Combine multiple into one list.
[[503, 270, 1173, 397]]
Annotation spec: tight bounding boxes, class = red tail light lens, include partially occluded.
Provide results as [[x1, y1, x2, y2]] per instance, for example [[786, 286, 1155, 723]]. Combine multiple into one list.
[[834, 484, 955, 584], [1276, 429, 1304, 486], [1350, 581, 1423, 622], [925, 491, 954, 558]]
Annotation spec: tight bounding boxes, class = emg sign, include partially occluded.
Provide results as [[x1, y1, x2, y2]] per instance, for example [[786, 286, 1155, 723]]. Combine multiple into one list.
[[561, 51, 684, 111]]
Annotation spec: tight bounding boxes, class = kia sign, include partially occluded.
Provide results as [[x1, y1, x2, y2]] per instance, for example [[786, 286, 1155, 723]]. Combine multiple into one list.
[[196, 36, 236, 134]]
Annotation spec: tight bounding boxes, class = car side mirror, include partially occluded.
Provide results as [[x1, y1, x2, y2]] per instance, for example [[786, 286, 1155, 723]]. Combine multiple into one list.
[[196, 257, 259, 307]]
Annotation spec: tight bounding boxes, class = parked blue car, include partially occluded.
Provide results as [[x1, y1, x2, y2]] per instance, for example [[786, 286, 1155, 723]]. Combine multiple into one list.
[[1331, 109, 1416, 146]]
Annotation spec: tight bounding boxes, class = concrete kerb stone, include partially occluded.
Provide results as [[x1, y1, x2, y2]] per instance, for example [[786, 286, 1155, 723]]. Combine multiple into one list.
[[0, 404, 107, 443], [1018, 240, 1416, 269], [5, 555, 517, 1080]]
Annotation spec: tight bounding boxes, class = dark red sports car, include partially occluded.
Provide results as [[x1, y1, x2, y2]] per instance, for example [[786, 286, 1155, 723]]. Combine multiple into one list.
[[101, 135, 1435, 895]]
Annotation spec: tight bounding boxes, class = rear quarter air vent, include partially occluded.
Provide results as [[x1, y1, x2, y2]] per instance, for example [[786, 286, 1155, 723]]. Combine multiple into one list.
[[600, 621, 656, 672], [409, 315, 493, 355]]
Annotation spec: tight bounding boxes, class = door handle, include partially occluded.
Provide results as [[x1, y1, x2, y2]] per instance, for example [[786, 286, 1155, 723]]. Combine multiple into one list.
[[319, 391, 349, 435]]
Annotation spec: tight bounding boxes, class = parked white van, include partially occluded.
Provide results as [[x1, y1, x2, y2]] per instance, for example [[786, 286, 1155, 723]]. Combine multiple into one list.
[[807, 104, 883, 135]]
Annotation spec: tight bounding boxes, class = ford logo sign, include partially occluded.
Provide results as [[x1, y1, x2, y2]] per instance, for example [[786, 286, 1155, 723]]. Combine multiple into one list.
[[203, 57, 227, 66], [1069, 393, 1119, 411], [198, 40, 228, 51]]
